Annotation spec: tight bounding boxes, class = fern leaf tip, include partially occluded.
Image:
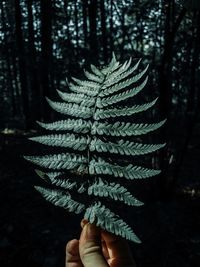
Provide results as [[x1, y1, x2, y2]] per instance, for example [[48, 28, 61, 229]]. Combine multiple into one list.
[[34, 185, 45, 194], [28, 136, 36, 142], [35, 169, 46, 179], [24, 155, 31, 162], [45, 97, 51, 103]]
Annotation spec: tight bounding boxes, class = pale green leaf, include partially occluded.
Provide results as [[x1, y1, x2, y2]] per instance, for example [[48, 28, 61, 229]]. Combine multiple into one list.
[[88, 177, 144, 206], [97, 76, 149, 108], [89, 137, 165, 156], [84, 202, 141, 242], [37, 119, 92, 133], [89, 157, 161, 179], [46, 98, 93, 119], [93, 120, 166, 136], [35, 187, 85, 214], [24, 153, 87, 170], [57, 90, 95, 107], [29, 133, 90, 151]]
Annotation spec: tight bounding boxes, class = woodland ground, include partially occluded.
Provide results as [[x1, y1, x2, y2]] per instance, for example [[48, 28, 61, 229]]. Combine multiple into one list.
[[0, 127, 200, 267]]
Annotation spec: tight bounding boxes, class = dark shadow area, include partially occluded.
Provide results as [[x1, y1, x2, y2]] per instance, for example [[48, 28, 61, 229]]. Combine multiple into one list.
[[0, 130, 199, 266]]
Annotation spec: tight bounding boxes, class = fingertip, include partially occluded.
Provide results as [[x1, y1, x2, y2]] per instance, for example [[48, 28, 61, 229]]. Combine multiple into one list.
[[66, 239, 79, 255], [65, 239, 82, 267], [101, 231, 135, 264], [80, 223, 101, 246], [80, 219, 88, 229]]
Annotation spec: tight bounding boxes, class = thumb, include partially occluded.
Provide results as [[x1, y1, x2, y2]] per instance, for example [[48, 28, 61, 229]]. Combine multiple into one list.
[[79, 223, 109, 267]]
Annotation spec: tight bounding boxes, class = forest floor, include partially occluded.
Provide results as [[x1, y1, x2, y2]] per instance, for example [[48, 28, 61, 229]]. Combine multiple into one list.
[[0, 128, 200, 267]]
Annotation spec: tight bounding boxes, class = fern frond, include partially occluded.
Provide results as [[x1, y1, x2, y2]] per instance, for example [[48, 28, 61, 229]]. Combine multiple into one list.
[[84, 70, 104, 83], [37, 119, 91, 133], [69, 83, 98, 96], [77, 183, 87, 193], [89, 157, 160, 179], [72, 77, 101, 89], [57, 90, 95, 107], [29, 133, 90, 151], [88, 177, 144, 206], [24, 153, 87, 170], [96, 97, 157, 119], [35, 169, 86, 193], [100, 64, 148, 97], [93, 120, 166, 136], [35, 186, 85, 214], [46, 98, 93, 119], [45, 172, 63, 179], [84, 201, 141, 242], [96, 76, 149, 108], [26, 54, 167, 243], [35, 169, 77, 190], [104, 58, 133, 84], [89, 137, 165, 156], [104, 59, 143, 87], [101, 54, 120, 74], [35, 169, 47, 179], [49, 176, 77, 190], [90, 64, 104, 77], [35, 169, 62, 181]]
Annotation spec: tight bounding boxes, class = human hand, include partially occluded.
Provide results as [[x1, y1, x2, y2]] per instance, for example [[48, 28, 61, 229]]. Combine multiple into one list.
[[66, 219, 136, 267]]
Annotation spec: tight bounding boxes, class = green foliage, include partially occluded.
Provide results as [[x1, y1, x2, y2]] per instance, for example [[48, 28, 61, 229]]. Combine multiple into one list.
[[25, 54, 165, 243]]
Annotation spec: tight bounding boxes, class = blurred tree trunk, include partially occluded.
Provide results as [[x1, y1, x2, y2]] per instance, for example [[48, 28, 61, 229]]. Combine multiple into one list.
[[27, 0, 41, 123], [1, 1, 16, 116], [64, 0, 71, 42], [88, 0, 98, 62], [14, 0, 30, 128], [139, 2, 144, 54], [11, 49, 20, 102], [112, 3, 134, 54], [74, 1, 79, 56], [82, 0, 88, 49], [158, 1, 186, 198], [120, 10, 126, 56], [100, 0, 108, 63], [159, 1, 173, 120], [172, 11, 200, 191], [159, 2, 186, 119], [40, 0, 53, 120], [109, 0, 114, 53], [196, 13, 200, 108], [186, 11, 199, 113]]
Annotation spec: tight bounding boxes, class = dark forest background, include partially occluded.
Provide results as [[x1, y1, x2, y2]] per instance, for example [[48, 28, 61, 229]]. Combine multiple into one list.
[[0, 0, 200, 267]]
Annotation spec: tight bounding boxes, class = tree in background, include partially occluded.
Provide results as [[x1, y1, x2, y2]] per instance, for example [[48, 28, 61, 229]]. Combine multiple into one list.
[[0, 0, 200, 199]]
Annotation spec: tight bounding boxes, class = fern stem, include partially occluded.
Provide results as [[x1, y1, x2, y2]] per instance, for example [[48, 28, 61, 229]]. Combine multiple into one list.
[[87, 69, 107, 174]]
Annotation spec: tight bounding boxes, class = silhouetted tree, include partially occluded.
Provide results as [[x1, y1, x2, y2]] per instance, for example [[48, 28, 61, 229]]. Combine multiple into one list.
[[40, 0, 53, 120], [14, 0, 30, 128]]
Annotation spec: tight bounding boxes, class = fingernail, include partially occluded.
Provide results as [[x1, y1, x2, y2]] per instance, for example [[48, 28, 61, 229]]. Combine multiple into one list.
[[80, 219, 88, 228]]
